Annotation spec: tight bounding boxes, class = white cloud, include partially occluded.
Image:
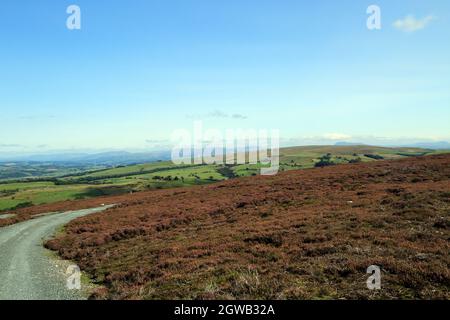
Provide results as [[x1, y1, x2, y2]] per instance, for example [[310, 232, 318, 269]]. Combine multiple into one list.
[[0, 144, 22, 148], [187, 110, 248, 120], [231, 113, 247, 119], [207, 110, 228, 118], [322, 133, 352, 141], [393, 15, 436, 32]]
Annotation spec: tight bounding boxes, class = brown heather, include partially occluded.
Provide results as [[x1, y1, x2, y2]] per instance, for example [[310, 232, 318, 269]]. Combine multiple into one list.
[[13, 155, 450, 299]]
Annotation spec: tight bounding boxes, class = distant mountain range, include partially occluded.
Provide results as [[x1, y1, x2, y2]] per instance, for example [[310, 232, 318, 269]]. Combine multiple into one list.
[[334, 142, 367, 146], [335, 141, 450, 150], [1, 141, 449, 165], [405, 141, 450, 150], [0, 150, 172, 165]]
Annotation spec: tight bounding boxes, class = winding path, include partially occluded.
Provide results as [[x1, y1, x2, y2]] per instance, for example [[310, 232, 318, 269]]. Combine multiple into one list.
[[0, 206, 112, 300]]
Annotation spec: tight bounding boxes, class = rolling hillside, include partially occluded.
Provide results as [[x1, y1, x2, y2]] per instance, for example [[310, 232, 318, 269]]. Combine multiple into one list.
[[44, 154, 450, 299], [0, 145, 446, 212]]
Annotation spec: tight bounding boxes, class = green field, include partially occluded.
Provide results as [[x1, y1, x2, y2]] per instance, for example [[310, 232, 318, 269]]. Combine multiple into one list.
[[0, 181, 92, 210], [0, 145, 446, 211], [0, 162, 106, 181]]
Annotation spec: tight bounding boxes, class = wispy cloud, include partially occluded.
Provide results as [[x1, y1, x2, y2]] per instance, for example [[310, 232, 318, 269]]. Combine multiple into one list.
[[231, 113, 248, 120], [0, 144, 23, 148], [187, 110, 248, 120], [322, 133, 352, 141], [145, 139, 169, 144], [18, 115, 56, 120], [393, 15, 436, 32], [145, 139, 171, 149], [207, 110, 228, 118]]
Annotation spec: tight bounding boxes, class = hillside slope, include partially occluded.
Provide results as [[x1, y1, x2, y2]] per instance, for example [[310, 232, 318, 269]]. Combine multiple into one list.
[[1, 145, 444, 212], [46, 154, 450, 299]]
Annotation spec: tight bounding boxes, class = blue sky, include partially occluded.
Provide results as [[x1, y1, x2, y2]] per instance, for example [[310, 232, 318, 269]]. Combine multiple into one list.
[[1, 0, 449, 153]]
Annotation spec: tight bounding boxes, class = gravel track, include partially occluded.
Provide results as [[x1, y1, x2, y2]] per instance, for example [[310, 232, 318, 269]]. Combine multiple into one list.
[[0, 206, 112, 300]]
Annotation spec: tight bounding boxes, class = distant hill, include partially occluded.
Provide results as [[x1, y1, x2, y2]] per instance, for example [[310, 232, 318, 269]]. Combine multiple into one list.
[[0, 150, 172, 165], [406, 141, 450, 150], [334, 142, 366, 146], [0, 145, 443, 183], [334, 140, 450, 150]]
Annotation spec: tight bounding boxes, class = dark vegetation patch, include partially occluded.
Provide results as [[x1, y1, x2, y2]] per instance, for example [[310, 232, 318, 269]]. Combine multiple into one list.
[[216, 165, 237, 179], [244, 234, 283, 247], [11, 201, 34, 210], [314, 154, 336, 168], [74, 186, 134, 199], [364, 154, 384, 160]]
